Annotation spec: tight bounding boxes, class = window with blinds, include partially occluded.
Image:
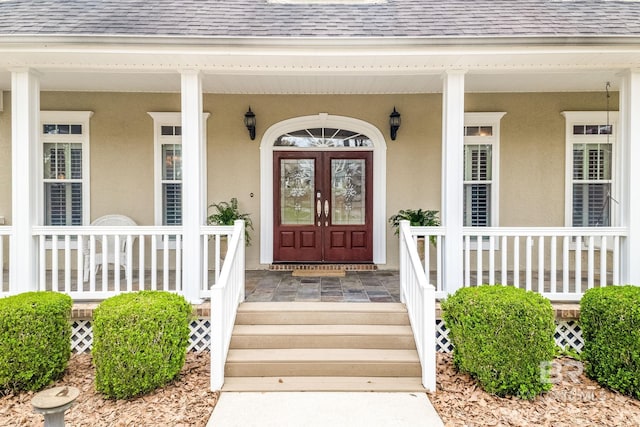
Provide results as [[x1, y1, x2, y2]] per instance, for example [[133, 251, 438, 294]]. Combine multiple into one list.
[[563, 111, 616, 228], [571, 143, 612, 226], [463, 142, 492, 227], [43, 143, 83, 225], [162, 143, 182, 226], [41, 111, 92, 227]]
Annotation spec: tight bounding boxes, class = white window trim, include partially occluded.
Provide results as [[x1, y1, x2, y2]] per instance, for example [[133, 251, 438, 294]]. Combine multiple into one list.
[[40, 110, 93, 226], [148, 111, 210, 232], [562, 111, 619, 228], [464, 113, 505, 222], [463, 112, 506, 250]]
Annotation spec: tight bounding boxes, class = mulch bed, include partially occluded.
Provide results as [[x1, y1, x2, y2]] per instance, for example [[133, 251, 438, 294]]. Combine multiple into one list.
[[1, 352, 639, 426], [0, 352, 218, 427], [431, 353, 640, 427]]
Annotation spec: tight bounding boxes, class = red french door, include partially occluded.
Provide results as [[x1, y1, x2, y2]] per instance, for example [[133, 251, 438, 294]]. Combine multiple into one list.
[[274, 151, 373, 262]]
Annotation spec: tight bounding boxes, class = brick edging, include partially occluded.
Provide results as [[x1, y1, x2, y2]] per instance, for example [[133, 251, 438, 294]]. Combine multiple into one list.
[[73, 301, 578, 320]]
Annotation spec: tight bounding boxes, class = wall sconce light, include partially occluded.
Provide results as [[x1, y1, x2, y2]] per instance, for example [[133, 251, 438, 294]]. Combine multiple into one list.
[[389, 107, 401, 141], [244, 107, 256, 140]]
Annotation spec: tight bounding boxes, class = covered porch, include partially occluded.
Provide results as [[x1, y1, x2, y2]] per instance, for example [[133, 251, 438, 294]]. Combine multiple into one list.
[[1, 41, 640, 304]]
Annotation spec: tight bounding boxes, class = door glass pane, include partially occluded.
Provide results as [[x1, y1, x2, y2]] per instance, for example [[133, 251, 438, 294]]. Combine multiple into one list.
[[281, 159, 315, 225], [331, 159, 365, 225]]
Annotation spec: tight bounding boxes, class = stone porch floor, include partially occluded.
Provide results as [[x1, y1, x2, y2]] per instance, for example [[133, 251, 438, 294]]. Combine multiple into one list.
[[244, 270, 400, 303]]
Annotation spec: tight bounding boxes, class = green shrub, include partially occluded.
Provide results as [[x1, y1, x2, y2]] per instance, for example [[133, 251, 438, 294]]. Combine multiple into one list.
[[0, 292, 72, 393], [581, 285, 640, 398], [442, 285, 556, 399], [92, 291, 192, 399]]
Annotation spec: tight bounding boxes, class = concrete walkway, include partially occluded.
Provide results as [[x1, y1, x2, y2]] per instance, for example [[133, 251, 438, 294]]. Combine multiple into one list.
[[207, 392, 444, 427]]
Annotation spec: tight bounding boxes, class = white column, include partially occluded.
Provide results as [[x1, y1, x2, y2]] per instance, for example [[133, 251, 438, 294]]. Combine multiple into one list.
[[181, 70, 205, 303], [10, 69, 40, 293], [618, 69, 640, 285], [441, 70, 466, 294]]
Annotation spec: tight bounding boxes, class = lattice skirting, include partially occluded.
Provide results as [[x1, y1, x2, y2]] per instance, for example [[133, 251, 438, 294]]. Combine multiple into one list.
[[435, 319, 584, 354], [71, 318, 583, 354], [71, 319, 212, 354]]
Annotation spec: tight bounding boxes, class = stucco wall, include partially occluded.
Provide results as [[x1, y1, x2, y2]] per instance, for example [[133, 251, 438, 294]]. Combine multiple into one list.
[[0, 90, 618, 269]]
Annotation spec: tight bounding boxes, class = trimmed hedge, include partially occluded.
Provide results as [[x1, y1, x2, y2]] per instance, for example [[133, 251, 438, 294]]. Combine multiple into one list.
[[92, 291, 192, 399], [0, 292, 72, 393], [581, 285, 640, 398], [442, 285, 556, 399]]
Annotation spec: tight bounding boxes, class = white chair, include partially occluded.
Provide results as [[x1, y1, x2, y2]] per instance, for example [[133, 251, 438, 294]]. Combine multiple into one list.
[[83, 214, 138, 282]]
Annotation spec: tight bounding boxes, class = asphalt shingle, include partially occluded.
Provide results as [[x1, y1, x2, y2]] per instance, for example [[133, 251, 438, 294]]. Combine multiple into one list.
[[0, 0, 638, 39]]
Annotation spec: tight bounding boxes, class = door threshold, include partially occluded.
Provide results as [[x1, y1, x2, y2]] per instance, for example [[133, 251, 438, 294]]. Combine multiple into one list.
[[269, 264, 377, 272]]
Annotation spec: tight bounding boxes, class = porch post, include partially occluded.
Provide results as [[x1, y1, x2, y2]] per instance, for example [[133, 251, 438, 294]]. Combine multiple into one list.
[[618, 69, 640, 285], [441, 70, 466, 294], [180, 70, 206, 303], [10, 69, 40, 294]]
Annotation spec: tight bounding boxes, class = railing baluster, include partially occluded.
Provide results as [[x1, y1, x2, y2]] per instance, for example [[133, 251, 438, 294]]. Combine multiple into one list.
[[101, 234, 108, 290], [550, 236, 557, 293], [613, 235, 620, 285], [476, 235, 482, 286], [114, 235, 121, 292], [39, 235, 46, 291], [562, 236, 569, 294], [436, 235, 442, 292], [126, 235, 133, 292], [90, 235, 96, 293], [138, 235, 145, 287], [163, 235, 170, 290], [464, 235, 471, 287], [215, 234, 221, 285], [202, 235, 209, 292], [51, 235, 59, 292], [77, 235, 84, 293], [575, 236, 582, 295], [513, 236, 520, 288], [501, 235, 507, 285], [587, 235, 594, 289], [489, 235, 495, 285], [525, 236, 532, 291], [538, 236, 544, 294], [600, 235, 607, 287], [151, 235, 157, 290], [424, 235, 430, 281], [64, 235, 71, 293], [175, 234, 182, 293]]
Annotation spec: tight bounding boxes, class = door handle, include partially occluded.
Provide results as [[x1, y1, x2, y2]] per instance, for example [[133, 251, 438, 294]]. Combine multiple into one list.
[[316, 199, 322, 218], [324, 200, 329, 218]]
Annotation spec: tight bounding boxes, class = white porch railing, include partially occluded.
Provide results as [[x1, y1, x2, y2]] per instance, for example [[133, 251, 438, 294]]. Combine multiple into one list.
[[0, 227, 11, 296], [30, 224, 239, 301], [399, 220, 436, 392], [409, 225, 628, 302], [462, 227, 627, 302], [209, 220, 245, 391], [32, 226, 184, 300]]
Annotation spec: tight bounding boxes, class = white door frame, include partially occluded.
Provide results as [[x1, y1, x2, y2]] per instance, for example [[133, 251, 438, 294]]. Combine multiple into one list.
[[260, 113, 387, 265]]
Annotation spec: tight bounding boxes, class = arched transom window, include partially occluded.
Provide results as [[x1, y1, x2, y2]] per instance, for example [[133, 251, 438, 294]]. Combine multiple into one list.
[[274, 128, 373, 148]]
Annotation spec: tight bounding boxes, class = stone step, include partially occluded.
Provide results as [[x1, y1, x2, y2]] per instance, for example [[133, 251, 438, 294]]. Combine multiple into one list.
[[221, 376, 426, 392], [235, 302, 410, 325], [225, 348, 421, 377], [230, 324, 416, 349]]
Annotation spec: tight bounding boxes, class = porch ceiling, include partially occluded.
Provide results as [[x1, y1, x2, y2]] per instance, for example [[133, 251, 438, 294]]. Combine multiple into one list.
[[0, 42, 635, 93]]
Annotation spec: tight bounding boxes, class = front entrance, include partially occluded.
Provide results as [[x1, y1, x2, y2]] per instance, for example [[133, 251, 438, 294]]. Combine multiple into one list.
[[274, 151, 373, 262]]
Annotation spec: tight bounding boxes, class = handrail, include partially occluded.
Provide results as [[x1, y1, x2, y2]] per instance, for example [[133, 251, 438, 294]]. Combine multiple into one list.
[[210, 220, 245, 391], [399, 220, 436, 392]]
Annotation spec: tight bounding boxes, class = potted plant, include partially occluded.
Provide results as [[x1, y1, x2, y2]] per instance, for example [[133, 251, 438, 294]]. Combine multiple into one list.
[[207, 198, 253, 246], [388, 208, 440, 259]]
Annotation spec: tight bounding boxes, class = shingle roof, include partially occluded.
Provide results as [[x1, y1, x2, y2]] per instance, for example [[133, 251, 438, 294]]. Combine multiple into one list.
[[0, 0, 639, 39]]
